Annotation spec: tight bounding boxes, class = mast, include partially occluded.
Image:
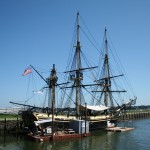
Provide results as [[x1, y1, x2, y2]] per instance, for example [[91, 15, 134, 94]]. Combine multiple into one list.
[[50, 64, 57, 113], [104, 28, 110, 107], [47, 64, 58, 109], [93, 28, 126, 108], [49, 64, 57, 140], [76, 12, 82, 118], [63, 12, 98, 118]]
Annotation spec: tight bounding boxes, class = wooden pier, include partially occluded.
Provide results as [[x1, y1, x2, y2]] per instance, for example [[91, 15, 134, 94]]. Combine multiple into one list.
[[0, 117, 22, 133], [120, 111, 150, 120]]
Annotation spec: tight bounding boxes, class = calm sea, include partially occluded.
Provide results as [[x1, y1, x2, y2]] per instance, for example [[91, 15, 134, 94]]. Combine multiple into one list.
[[0, 119, 150, 150]]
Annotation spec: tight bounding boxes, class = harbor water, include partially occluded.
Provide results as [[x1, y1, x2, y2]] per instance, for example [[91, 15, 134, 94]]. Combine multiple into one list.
[[0, 119, 150, 150]]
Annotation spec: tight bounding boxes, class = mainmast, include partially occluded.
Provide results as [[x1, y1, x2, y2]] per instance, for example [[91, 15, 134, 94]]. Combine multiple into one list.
[[76, 12, 82, 118], [64, 12, 98, 118]]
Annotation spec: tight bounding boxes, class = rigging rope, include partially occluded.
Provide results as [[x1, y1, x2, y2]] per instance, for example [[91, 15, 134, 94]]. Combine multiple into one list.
[[107, 32, 136, 97]]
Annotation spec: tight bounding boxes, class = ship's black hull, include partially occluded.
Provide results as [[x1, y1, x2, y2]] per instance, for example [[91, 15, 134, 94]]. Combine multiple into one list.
[[21, 110, 118, 132]]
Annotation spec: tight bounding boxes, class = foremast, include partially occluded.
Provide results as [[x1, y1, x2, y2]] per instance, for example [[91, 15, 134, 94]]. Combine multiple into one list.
[[104, 28, 111, 107], [93, 28, 126, 109]]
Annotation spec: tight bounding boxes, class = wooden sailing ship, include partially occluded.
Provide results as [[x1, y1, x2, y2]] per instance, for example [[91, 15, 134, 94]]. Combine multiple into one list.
[[10, 12, 136, 134]]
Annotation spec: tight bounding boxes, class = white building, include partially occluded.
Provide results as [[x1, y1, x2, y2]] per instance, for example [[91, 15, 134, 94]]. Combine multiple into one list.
[[0, 107, 24, 114]]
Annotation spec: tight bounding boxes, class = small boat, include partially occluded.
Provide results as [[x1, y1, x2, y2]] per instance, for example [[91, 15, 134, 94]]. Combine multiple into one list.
[[26, 118, 90, 142]]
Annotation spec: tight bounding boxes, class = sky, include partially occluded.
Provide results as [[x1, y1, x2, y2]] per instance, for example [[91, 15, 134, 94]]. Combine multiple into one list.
[[0, 0, 150, 108]]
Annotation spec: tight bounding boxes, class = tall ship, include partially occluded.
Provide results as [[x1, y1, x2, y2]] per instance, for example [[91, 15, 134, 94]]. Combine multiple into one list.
[[10, 12, 136, 133]]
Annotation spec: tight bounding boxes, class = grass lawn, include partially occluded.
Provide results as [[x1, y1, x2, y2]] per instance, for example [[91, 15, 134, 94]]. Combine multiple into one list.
[[0, 114, 21, 120]]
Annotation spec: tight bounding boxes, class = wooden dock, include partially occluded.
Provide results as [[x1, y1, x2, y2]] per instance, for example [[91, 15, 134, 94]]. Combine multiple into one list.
[[105, 127, 134, 132]]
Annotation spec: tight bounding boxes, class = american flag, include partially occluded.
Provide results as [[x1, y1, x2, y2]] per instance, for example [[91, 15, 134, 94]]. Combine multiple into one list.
[[22, 67, 32, 76]]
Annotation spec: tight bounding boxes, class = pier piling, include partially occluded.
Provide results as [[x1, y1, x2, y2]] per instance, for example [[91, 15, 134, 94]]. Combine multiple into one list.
[[120, 112, 150, 120]]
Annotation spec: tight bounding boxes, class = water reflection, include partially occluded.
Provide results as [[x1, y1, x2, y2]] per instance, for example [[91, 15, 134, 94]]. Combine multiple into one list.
[[0, 119, 150, 150], [0, 132, 117, 150]]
